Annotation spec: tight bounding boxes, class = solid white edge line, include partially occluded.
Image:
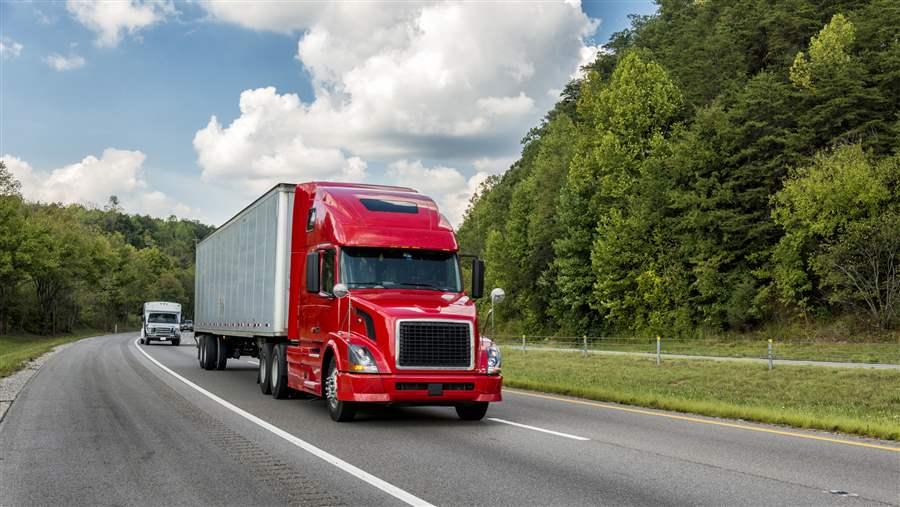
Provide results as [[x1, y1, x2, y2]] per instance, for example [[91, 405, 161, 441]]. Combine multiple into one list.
[[488, 417, 590, 441], [132, 338, 434, 507]]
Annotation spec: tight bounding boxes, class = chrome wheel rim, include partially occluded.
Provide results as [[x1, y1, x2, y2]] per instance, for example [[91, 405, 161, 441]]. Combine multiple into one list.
[[325, 368, 338, 409]]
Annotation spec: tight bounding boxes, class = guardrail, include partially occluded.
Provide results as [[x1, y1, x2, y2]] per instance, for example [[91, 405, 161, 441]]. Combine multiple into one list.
[[491, 334, 900, 366]]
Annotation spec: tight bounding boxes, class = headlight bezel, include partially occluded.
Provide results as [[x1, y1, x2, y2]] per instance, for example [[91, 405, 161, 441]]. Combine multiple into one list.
[[486, 343, 501, 375], [348, 344, 379, 374]]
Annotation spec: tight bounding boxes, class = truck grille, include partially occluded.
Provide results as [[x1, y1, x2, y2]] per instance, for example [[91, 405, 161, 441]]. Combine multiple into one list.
[[397, 321, 472, 369], [150, 327, 175, 336]]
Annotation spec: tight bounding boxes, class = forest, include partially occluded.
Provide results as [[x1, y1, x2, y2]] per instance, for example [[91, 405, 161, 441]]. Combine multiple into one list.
[[0, 163, 213, 335], [458, 0, 900, 337]]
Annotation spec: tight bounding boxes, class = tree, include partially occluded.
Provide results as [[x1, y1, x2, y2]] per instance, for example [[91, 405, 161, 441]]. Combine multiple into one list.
[[772, 144, 899, 319], [0, 161, 22, 197]]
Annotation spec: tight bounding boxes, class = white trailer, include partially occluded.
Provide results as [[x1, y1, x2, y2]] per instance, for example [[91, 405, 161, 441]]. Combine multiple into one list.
[[140, 301, 182, 345], [193, 184, 295, 369]]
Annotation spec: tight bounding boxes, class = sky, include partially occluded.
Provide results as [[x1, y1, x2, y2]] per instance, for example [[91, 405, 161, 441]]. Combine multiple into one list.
[[1, 0, 657, 227]]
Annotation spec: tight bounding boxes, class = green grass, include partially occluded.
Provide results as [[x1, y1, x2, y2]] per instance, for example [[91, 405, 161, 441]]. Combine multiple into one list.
[[0, 330, 103, 378], [502, 349, 900, 441], [496, 337, 900, 364]]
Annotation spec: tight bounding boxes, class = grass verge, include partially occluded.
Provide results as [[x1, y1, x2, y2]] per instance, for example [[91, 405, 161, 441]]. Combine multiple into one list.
[[0, 330, 104, 378], [502, 349, 900, 441]]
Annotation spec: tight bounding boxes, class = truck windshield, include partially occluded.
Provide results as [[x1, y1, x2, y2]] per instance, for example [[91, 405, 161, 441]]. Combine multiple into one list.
[[341, 248, 462, 292], [148, 313, 178, 324]]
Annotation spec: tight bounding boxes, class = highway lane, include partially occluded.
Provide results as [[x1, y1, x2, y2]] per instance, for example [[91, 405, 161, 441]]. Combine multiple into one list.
[[1, 332, 898, 506]]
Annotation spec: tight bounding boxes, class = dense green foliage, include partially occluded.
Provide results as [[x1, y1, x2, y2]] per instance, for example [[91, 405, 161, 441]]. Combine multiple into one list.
[[0, 162, 213, 335], [459, 0, 900, 336]]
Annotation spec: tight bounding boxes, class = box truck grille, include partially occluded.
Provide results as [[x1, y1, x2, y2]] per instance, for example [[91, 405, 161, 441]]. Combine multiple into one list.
[[397, 321, 472, 369], [150, 327, 175, 336]]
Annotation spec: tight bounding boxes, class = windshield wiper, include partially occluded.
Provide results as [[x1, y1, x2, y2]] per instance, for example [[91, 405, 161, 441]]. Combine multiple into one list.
[[395, 283, 448, 291]]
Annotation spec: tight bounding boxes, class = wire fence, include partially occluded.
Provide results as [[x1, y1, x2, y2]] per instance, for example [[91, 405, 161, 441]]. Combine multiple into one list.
[[491, 334, 900, 365]]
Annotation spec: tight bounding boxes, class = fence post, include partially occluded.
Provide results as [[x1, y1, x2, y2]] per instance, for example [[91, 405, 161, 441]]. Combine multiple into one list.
[[114, 323, 118, 334], [582, 335, 587, 357], [656, 335, 661, 366], [522, 334, 526, 353], [768, 339, 774, 370]]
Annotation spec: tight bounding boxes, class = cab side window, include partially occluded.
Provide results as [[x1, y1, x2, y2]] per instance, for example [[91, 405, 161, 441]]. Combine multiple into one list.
[[321, 249, 336, 295]]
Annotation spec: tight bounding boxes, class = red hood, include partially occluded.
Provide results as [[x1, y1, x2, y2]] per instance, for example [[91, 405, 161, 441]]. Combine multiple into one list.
[[348, 289, 476, 320]]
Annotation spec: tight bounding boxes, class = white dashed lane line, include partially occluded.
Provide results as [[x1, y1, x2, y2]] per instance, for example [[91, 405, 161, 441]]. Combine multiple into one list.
[[488, 417, 590, 441]]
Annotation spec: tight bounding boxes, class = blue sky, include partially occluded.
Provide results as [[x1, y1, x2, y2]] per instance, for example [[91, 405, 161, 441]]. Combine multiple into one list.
[[1, 1, 656, 225]]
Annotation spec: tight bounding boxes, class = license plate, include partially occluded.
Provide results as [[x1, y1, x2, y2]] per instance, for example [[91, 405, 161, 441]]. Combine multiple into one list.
[[159, 337, 168, 341]]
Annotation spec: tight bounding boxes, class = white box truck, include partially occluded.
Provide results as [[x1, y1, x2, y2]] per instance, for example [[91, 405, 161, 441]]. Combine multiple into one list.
[[140, 301, 182, 346]]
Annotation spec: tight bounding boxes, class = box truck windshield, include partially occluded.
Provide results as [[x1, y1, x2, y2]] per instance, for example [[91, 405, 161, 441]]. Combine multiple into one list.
[[340, 247, 462, 292], [148, 313, 178, 324]]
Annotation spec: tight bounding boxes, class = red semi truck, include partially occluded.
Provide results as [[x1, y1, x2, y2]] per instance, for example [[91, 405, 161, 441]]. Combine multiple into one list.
[[192, 182, 502, 421]]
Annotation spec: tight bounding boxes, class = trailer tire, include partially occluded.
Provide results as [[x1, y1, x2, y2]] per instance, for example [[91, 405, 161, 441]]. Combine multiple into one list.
[[197, 335, 204, 367], [270, 344, 290, 399], [215, 336, 228, 370], [202, 334, 218, 371], [455, 402, 489, 421], [258, 343, 273, 395], [325, 357, 355, 422]]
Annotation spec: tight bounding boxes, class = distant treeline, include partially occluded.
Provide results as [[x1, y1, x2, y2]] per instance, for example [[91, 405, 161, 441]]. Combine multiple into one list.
[[0, 166, 214, 335], [458, 0, 900, 336]]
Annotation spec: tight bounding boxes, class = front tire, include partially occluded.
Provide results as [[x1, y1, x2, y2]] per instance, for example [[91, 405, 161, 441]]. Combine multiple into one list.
[[455, 402, 489, 421], [325, 357, 355, 422], [270, 344, 290, 399], [258, 343, 273, 395]]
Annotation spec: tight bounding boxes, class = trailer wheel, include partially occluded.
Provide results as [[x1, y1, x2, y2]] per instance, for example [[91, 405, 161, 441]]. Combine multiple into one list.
[[258, 343, 273, 395], [197, 335, 204, 367], [202, 334, 218, 371], [455, 402, 489, 421], [325, 357, 355, 422], [270, 344, 290, 399], [215, 336, 228, 370]]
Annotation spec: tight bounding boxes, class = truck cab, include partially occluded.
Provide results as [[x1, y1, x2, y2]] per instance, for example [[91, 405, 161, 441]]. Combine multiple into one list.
[[284, 183, 501, 421], [141, 301, 182, 346], [194, 182, 502, 422]]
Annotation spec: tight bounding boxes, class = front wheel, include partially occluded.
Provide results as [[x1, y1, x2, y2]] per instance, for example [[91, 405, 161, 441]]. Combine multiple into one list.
[[324, 357, 355, 422], [455, 402, 489, 421]]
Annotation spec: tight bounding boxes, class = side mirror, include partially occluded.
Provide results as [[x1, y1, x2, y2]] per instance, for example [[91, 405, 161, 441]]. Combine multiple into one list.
[[490, 287, 505, 305], [471, 258, 485, 299], [333, 283, 350, 299]]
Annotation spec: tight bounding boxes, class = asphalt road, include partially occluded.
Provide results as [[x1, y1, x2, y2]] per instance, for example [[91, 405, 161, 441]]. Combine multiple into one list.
[[1, 332, 897, 506]]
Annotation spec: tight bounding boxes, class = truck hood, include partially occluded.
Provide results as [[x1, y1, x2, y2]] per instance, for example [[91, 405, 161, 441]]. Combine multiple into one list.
[[349, 290, 476, 320]]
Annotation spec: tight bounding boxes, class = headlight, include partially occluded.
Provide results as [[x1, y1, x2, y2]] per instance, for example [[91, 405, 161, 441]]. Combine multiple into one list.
[[487, 344, 501, 375], [348, 345, 378, 373]]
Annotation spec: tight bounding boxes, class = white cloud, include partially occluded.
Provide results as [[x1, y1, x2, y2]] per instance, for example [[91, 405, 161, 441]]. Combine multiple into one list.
[[192, 87, 368, 196], [473, 156, 518, 175], [194, 2, 599, 217], [199, 1, 326, 33], [386, 160, 488, 227], [0, 37, 23, 59], [44, 53, 86, 71], [1, 150, 191, 218], [66, 0, 176, 47]]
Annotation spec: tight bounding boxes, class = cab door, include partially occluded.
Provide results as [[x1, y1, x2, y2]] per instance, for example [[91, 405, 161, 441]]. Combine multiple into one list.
[[297, 248, 337, 392]]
